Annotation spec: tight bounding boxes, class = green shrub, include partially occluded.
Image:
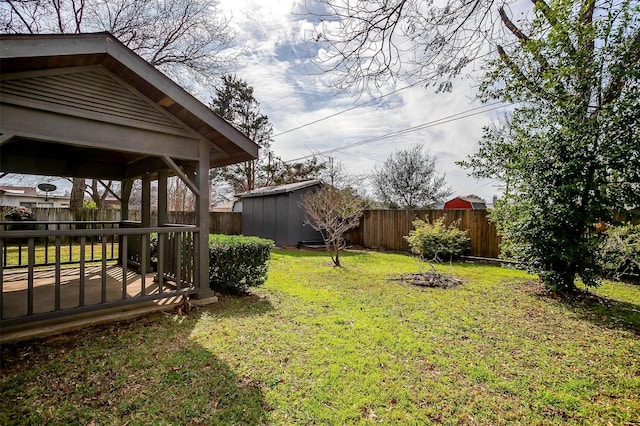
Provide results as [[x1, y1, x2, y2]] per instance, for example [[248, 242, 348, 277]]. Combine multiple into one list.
[[404, 217, 470, 261], [82, 200, 97, 209], [598, 224, 640, 280], [208, 234, 274, 293], [149, 233, 158, 263]]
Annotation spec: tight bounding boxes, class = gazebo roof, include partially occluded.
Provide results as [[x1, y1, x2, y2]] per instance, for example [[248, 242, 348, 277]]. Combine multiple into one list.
[[0, 32, 258, 180]]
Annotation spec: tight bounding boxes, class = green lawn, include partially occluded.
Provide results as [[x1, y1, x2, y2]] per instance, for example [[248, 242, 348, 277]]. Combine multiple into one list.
[[1, 249, 639, 425], [2, 242, 118, 267]]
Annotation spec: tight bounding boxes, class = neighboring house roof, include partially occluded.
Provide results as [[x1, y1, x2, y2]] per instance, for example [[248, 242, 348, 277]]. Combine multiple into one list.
[[444, 196, 487, 210], [237, 180, 323, 199], [0, 32, 259, 179], [210, 201, 235, 212], [460, 197, 487, 208], [0, 186, 38, 195], [0, 188, 70, 207], [102, 198, 121, 207], [469, 202, 487, 209]]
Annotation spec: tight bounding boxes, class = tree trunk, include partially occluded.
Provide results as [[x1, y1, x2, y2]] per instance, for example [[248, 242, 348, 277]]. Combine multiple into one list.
[[70, 177, 85, 210], [90, 180, 105, 209]]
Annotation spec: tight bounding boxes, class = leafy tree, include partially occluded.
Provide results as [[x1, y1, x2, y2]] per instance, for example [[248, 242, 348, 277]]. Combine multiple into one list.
[[2, 0, 235, 208], [211, 75, 274, 192], [460, 0, 640, 291], [299, 185, 365, 267], [371, 145, 452, 209], [598, 224, 640, 280]]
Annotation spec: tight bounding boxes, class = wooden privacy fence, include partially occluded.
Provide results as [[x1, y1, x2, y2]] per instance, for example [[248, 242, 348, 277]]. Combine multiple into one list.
[[0, 208, 242, 235], [345, 209, 502, 258]]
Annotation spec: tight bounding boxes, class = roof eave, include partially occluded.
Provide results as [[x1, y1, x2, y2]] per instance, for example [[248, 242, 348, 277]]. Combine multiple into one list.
[[0, 32, 259, 167]]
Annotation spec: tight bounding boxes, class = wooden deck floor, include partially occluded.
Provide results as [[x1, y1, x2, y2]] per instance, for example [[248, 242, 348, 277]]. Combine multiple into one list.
[[1, 264, 168, 320], [0, 264, 196, 343]]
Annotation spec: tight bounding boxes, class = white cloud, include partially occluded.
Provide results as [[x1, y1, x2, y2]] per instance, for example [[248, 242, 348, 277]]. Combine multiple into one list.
[[215, 0, 507, 202]]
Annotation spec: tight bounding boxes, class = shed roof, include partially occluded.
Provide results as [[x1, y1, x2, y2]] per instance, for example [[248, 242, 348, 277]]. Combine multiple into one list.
[[0, 32, 258, 179], [444, 196, 487, 210], [237, 180, 322, 199]]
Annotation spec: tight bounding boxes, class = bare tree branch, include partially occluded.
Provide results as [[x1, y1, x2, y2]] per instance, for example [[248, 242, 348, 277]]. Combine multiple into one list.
[[305, 0, 502, 92], [300, 185, 364, 267], [4, 0, 37, 33]]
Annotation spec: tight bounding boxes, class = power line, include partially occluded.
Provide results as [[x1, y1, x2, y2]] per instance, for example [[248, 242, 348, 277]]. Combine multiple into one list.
[[272, 78, 430, 137], [271, 41, 518, 138], [285, 102, 511, 162]]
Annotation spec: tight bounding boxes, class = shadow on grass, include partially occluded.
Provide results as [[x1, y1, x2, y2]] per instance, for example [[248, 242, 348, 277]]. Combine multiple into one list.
[[204, 292, 274, 319], [271, 247, 371, 258], [0, 312, 269, 425], [540, 290, 640, 336]]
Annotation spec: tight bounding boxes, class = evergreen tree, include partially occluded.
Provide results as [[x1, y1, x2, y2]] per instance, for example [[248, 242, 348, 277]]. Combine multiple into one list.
[[211, 75, 274, 192]]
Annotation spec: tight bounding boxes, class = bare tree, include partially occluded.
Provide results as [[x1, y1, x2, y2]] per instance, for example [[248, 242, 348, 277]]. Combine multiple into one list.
[[167, 177, 195, 212], [305, 0, 510, 92], [2, 0, 235, 83], [299, 185, 365, 267], [60, 178, 120, 209], [318, 156, 355, 189]]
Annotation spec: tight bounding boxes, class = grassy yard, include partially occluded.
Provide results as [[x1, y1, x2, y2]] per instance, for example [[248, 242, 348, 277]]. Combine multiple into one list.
[[2, 242, 118, 267], [1, 249, 639, 425]]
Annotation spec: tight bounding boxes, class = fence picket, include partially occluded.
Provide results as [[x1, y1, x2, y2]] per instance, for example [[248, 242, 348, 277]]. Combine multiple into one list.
[[0, 208, 242, 235], [346, 209, 502, 258]]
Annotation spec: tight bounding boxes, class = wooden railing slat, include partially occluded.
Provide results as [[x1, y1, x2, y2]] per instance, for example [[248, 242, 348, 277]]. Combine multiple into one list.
[[55, 237, 61, 311], [79, 236, 86, 307]]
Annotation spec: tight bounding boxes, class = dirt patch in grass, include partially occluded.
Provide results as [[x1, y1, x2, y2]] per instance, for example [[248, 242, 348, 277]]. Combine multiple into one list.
[[390, 271, 463, 288]]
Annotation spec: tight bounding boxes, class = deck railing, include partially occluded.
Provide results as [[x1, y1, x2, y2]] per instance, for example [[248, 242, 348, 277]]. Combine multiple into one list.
[[0, 221, 120, 269], [0, 221, 198, 326]]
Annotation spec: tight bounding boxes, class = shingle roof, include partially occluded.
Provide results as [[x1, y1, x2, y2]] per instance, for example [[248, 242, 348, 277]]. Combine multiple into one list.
[[237, 180, 322, 198]]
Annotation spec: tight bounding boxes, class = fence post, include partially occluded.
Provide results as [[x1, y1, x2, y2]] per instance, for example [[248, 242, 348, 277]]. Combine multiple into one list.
[[344, 209, 501, 258]]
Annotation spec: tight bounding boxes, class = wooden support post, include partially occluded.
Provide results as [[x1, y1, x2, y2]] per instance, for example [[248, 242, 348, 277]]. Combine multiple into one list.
[[120, 179, 133, 221], [137, 174, 152, 274], [141, 174, 151, 229], [119, 179, 134, 267], [193, 140, 214, 300], [158, 169, 168, 226], [27, 238, 35, 315]]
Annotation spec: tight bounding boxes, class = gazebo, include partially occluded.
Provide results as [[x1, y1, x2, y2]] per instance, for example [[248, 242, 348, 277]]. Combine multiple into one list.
[[0, 33, 258, 328]]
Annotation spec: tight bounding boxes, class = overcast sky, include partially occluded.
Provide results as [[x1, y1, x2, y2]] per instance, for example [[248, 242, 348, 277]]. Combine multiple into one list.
[[210, 0, 512, 202]]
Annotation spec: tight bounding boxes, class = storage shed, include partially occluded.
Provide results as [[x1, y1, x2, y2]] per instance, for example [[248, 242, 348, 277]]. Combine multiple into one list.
[[444, 196, 487, 210], [239, 180, 323, 247]]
